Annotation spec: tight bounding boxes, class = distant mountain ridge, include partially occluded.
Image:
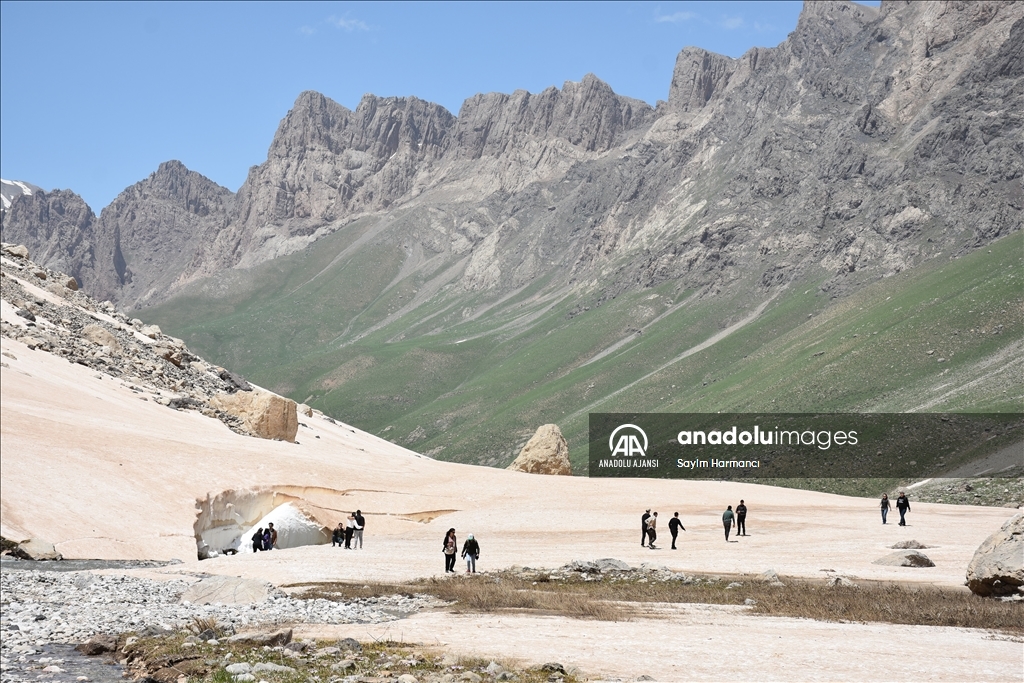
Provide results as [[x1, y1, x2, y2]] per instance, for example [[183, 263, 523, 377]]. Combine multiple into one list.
[[3, 1, 1020, 313]]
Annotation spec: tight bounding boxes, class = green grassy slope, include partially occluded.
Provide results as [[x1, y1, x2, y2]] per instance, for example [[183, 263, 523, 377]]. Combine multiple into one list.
[[143, 230, 1023, 473]]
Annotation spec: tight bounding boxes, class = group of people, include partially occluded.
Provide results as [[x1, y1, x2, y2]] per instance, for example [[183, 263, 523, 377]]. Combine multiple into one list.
[[643, 492, 912, 548], [880, 492, 911, 525], [250, 522, 277, 551], [641, 510, 687, 549], [642, 501, 749, 546], [721, 500, 748, 541], [331, 510, 366, 549], [442, 528, 481, 573]]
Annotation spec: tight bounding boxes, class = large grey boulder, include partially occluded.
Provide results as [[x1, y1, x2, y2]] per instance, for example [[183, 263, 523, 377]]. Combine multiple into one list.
[[872, 550, 935, 567], [966, 513, 1024, 597], [595, 558, 631, 572]]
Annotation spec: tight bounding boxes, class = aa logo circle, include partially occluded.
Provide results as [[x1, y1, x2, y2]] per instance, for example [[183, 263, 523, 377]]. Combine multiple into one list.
[[609, 424, 648, 457]]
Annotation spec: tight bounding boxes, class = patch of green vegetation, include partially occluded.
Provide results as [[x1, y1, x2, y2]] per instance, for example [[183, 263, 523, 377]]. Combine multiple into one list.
[[142, 225, 1023, 497]]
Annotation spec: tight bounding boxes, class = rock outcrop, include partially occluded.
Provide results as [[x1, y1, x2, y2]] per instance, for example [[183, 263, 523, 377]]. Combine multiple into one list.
[[507, 424, 571, 475], [210, 389, 299, 442], [872, 549, 936, 567], [0, 246, 293, 442], [11, 538, 63, 561], [966, 513, 1024, 597]]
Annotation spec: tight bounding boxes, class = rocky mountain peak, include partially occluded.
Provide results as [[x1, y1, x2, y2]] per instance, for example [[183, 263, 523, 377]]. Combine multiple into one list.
[[456, 73, 652, 158], [667, 47, 736, 113]]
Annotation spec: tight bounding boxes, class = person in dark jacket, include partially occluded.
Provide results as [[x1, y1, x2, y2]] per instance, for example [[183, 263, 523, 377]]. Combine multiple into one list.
[[668, 512, 685, 549], [443, 528, 457, 573], [252, 527, 264, 552], [462, 534, 480, 573], [896, 492, 911, 526], [354, 510, 365, 549], [332, 523, 345, 546], [262, 527, 272, 551], [722, 506, 735, 541], [880, 494, 892, 524], [641, 509, 651, 547], [736, 500, 748, 536]]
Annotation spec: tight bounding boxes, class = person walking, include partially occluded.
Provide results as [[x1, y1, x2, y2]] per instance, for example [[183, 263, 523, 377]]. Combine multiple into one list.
[[332, 523, 345, 547], [646, 512, 659, 549], [896, 492, 911, 526], [722, 506, 735, 541], [443, 528, 457, 573], [736, 500, 748, 536], [668, 512, 685, 549], [262, 527, 273, 551], [268, 522, 278, 549], [641, 509, 651, 547], [354, 510, 365, 549], [880, 493, 891, 524], [344, 512, 356, 549], [251, 527, 264, 552], [462, 534, 480, 573]]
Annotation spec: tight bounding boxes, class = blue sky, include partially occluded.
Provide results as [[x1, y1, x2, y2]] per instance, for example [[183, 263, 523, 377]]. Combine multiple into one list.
[[1, 1, 876, 210]]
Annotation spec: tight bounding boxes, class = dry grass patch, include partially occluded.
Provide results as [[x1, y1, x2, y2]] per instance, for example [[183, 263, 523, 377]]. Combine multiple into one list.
[[119, 632, 581, 683], [291, 572, 1024, 634]]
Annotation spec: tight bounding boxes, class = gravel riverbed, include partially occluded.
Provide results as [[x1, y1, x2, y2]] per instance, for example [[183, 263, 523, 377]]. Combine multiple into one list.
[[1, 569, 436, 682]]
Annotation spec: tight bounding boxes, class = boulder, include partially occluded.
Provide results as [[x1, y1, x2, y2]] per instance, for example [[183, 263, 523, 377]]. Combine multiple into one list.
[[336, 637, 362, 652], [595, 558, 631, 572], [872, 550, 935, 567], [64, 275, 79, 291], [253, 663, 296, 674], [966, 513, 1024, 597], [2, 244, 29, 259], [507, 424, 571, 475], [297, 403, 314, 418], [891, 540, 930, 549], [11, 538, 62, 561], [210, 389, 299, 441], [75, 634, 117, 656], [179, 575, 271, 605], [81, 324, 121, 354], [153, 345, 183, 367], [569, 560, 599, 573], [226, 628, 292, 646], [825, 575, 857, 588], [140, 324, 162, 339]]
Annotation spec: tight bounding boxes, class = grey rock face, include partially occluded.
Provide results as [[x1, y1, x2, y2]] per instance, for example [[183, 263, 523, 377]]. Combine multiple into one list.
[[92, 160, 234, 305], [0, 189, 98, 294], [966, 513, 1024, 597], [1, 161, 232, 308], [4, 1, 1022, 318]]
